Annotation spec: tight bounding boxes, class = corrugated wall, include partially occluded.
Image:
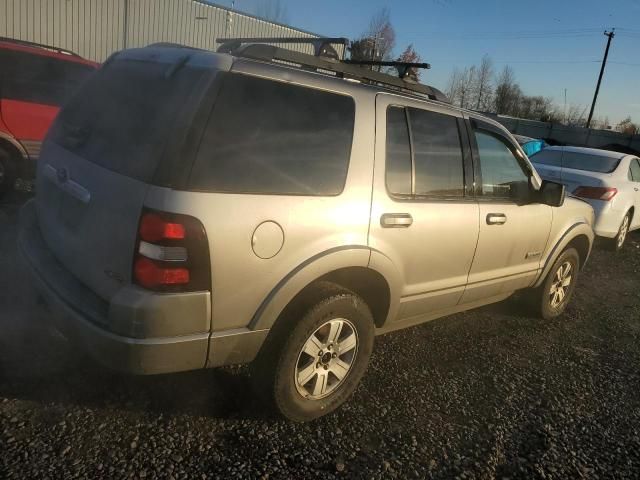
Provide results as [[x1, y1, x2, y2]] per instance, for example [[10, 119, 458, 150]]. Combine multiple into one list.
[[0, 0, 324, 62]]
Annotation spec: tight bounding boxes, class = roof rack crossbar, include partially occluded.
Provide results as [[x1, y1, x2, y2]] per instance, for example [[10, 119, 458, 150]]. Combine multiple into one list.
[[228, 43, 448, 102], [217, 36, 348, 60], [343, 60, 431, 79], [0, 36, 80, 57]]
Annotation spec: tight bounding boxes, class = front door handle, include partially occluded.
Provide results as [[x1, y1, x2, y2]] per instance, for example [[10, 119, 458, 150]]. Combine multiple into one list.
[[380, 213, 413, 228], [486, 213, 507, 225]]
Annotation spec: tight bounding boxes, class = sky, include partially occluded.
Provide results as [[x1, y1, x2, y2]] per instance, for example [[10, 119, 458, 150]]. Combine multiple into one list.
[[224, 0, 640, 125]]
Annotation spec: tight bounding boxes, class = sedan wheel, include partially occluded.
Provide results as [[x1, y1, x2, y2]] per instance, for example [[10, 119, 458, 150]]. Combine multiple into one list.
[[616, 214, 630, 250]]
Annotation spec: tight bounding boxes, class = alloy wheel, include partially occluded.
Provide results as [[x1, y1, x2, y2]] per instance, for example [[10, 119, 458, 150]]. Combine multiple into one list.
[[549, 261, 573, 309], [617, 215, 630, 249], [294, 318, 358, 400]]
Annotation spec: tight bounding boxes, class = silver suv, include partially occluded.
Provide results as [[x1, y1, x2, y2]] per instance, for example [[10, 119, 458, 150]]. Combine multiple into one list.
[[19, 40, 594, 421]]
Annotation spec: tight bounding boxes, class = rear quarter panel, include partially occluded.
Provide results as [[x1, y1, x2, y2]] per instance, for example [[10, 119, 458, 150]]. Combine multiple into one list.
[[144, 65, 378, 334]]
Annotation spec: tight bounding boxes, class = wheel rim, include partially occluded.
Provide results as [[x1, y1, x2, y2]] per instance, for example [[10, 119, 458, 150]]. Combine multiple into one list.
[[294, 318, 358, 400], [617, 215, 629, 248], [549, 261, 573, 309]]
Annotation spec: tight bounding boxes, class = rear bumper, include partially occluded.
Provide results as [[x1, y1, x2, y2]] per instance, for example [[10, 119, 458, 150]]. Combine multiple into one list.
[[18, 199, 211, 375]]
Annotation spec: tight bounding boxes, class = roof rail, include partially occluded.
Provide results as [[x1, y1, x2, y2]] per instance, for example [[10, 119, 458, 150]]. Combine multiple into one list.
[[217, 36, 348, 60], [0, 36, 80, 57], [215, 39, 449, 102]]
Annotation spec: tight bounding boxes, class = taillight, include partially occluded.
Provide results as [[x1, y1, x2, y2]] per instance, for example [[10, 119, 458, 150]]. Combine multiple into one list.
[[573, 186, 618, 201], [133, 209, 211, 292]]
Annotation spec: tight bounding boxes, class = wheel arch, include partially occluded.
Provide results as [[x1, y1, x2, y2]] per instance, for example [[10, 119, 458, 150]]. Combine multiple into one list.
[[534, 222, 594, 288], [250, 247, 399, 332]]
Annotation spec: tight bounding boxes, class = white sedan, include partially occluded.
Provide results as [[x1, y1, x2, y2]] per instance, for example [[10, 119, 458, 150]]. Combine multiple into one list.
[[531, 146, 640, 251]]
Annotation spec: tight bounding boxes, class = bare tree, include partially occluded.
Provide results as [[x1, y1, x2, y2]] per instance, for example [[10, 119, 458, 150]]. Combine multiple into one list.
[[565, 104, 588, 126], [255, 0, 288, 23], [396, 44, 422, 81], [473, 55, 494, 111], [494, 65, 519, 115], [350, 7, 396, 69], [617, 116, 640, 135], [446, 66, 476, 109]]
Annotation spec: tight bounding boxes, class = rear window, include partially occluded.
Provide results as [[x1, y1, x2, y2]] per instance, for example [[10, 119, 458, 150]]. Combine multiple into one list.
[[531, 150, 562, 167], [562, 152, 622, 173], [189, 73, 355, 196], [50, 56, 212, 182], [0, 49, 95, 106]]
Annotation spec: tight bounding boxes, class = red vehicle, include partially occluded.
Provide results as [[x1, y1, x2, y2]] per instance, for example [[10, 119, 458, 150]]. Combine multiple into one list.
[[0, 37, 98, 195]]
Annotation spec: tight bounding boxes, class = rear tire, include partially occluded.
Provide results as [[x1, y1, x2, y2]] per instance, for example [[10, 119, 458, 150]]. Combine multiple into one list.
[[605, 212, 631, 252], [251, 282, 375, 422], [527, 247, 580, 320], [0, 147, 17, 197]]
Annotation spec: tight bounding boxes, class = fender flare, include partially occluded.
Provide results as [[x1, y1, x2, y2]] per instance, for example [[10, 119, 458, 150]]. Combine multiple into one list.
[[533, 221, 594, 288], [249, 246, 372, 331]]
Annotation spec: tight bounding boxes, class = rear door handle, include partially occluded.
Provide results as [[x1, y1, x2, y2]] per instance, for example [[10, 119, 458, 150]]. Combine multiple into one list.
[[380, 213, 413, 228], [486, 213, 507, 225]]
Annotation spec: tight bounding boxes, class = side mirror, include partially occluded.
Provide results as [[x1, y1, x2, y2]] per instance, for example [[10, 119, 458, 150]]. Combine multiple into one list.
[[539, 180, 565, 207], [509, 180, 533, 206]]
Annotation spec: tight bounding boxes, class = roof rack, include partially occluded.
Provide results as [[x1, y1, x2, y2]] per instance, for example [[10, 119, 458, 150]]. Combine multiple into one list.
[[0, 36, 80, 57], [343, 60, 431, 80], [215, 37, 449, 102], [217, 36, 347, 61]]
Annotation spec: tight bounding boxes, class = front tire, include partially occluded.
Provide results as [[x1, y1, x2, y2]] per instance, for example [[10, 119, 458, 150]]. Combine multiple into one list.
[[252, 282, 375, 422], [529, 247, 580, 320]]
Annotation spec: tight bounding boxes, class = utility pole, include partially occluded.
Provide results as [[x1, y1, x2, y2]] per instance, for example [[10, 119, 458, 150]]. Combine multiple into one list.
[[563, 88, 567, 124], [586, 29, 615, 129]]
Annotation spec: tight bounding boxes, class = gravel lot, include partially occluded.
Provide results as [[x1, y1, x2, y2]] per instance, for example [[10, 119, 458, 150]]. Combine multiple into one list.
[[1, 193, 640, 479]]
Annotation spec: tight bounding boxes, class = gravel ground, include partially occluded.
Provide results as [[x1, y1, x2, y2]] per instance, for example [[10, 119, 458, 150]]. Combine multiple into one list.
[[1, 193, 640, 479]]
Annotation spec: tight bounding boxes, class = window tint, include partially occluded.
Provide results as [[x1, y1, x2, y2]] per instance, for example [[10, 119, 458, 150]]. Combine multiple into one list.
[[190, 73, 355, 195], [385, 107, 412, 196], [51, 58, 211, 182], [0, 50, 95, 106], [561, 152, 621, 173], [530, 149, 562, 166], [474, 129, 529, 198], [630, 159, 640, 182], [409, 108, 465, 197]]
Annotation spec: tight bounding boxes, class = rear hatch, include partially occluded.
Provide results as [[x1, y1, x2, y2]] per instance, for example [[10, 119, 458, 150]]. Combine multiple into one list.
[[35, 47, 223, 301]]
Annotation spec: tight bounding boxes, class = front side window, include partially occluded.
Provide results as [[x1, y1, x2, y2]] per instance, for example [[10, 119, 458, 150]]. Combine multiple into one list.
[[384, 105, 465, 198], [0, 50, 94, 106], [409, 108, 465, 197], [190, 73, 355, 195], [474, 129, 529, 198]]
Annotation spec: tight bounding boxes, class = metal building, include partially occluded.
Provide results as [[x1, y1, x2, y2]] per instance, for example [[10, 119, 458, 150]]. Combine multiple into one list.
[[0, 0, 323, 62]]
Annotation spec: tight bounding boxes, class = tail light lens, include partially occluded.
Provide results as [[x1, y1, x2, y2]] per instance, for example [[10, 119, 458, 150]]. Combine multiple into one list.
[[573, 186, 618, 201], [133, 209, 211, 292]]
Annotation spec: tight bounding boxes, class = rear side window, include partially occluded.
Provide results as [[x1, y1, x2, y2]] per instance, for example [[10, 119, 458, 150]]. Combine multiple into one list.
[[189, 73, 355, 195], [530, 149, 562, 167], [629, 159, 640, 182], [0, 49, 94, 106], [51, 57, 212, 182], [384, 105, 465, 198], [561, 152, 622, 173]]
